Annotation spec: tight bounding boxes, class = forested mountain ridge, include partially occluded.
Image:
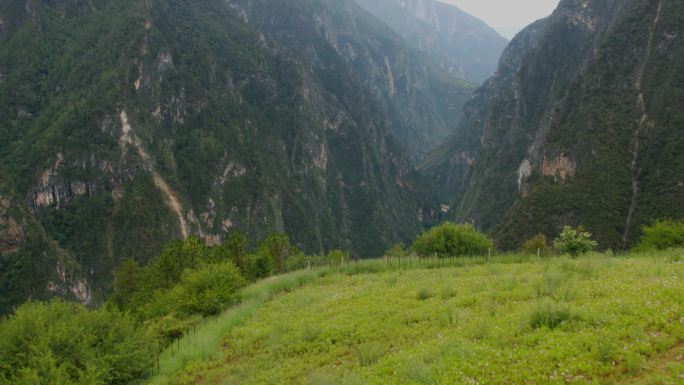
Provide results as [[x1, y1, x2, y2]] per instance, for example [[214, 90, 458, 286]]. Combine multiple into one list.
[[225, 0, 476, 163], [354, 0, 508, 84], [0, 0, 474, 312], [423, 0, 684, 250]]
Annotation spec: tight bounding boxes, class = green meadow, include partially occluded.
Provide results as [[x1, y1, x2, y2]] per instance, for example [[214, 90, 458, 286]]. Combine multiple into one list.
[[149, 251, 684, 385]]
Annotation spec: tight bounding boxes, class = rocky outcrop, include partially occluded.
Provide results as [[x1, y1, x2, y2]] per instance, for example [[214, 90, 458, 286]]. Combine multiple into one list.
[[0, 197, 23, 254]]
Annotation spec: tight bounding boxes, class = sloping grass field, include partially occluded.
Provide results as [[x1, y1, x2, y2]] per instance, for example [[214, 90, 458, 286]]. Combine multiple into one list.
[[150, 252, 684, 385]]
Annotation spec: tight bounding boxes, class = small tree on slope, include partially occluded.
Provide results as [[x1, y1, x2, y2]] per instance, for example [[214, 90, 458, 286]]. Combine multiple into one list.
[[553, 226, 598, 257]]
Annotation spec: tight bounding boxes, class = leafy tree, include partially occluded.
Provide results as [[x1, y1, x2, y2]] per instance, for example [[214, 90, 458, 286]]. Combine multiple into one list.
[[242, 252, 272, 281], [553, 226, 598, 257], [522, 234, 551, 256], [634, 220, 684, 251], [0, 300, 156, 385], [327, 249, 350, 267], [223, 231, 249, 268], [385, 243, 406, 259], [155, 237, 210, 287], [258, 233, 292, 274], [411, 222, 493, 257], [179, 262, 246, 316], [110, 258, 144, 308]]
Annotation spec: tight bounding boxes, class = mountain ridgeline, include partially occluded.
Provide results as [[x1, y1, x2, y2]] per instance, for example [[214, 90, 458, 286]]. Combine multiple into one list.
[[423, 0, 684, 250], [226, 0, 476, 162], [0, 0, 484, 311], [354, 0, 508, 84]]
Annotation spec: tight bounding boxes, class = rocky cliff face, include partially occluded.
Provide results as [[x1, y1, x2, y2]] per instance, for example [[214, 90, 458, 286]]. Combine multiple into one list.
[[354, 0, 508, 84], [225, 0, 475, 163], [0, 0, 450, 310], [424, 0, 684, 250]]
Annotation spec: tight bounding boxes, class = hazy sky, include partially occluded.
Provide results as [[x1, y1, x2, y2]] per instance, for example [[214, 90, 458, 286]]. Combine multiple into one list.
[[440, 0, 560, 39]]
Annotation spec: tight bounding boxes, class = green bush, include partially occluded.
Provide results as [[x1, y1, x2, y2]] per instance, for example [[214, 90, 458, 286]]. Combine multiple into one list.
[[179, 262, 246, 316], [522, 234, 551, 256], [327, 249, 350, 267], [0, 300, 156, 385], [553, 226, 598, 257], [635, 220, 684, 251], [411, 222, 493, 257], [385, 243, 406, 259]]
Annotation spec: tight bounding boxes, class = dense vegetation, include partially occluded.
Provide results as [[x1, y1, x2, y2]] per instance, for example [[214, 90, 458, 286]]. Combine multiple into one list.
[[635, 220, 684, 251], [0, 0, 455, 311], [1, 221, 682, 385], [0, 301, 156, 385], [160, 251, 684, 385], [423, 0, 684, 251]]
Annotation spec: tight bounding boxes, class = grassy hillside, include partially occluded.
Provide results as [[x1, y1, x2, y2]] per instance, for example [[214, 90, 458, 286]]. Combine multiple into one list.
[[149, 251, 683, 385]]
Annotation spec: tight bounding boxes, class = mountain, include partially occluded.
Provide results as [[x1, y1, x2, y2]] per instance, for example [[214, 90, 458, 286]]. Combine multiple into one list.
[[354, 0, 508, 84], [0, 0, 464, 312], [423, 0, 684, 250], [225, 0, 476, 163]]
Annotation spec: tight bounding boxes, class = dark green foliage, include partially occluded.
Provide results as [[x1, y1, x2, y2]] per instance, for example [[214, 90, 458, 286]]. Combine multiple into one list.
[[0, 0, 445, 309], [221, 231, 248, 268], [327, 249, 350, 267], [0, 300, 156, 385], [522, 234, 551, 256], [155, 237, 211, 288], [411, 222, 493, 257], [109, 258, 144, 309], [635, 220, 684, 251], [425, 0, 684, 252], [553, 226, 598, 257], [385, 243, 406, 259], [178, 263, 245, 316], [257, 234, 293, 275]]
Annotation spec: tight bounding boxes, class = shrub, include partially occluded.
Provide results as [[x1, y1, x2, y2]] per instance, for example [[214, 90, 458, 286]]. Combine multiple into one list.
[[258, 233, 292, 274], [179, 262, 246, 316], [412, 222, 493, 257], [242, 252, 272, 281], [327, 249, 350, 267], [522, 234, 551, 256], [553, 226, 598, 257], [529, 301, 577, 329], [385, 243, 406, 259], [635, 220, 684, 251], [0, 300, 156, 385]]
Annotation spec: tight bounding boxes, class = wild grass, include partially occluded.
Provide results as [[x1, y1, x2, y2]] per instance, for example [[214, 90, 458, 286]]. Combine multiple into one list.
[[145, 269, 320, 385], [147, 249, 684, 385]]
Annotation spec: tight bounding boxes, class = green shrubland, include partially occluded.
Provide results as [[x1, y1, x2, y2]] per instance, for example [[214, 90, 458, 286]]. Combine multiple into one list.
[[171, 251, 684, 385], [0, 301, 156, 385], [635, 220, 684, 251], [2, 225, 683, 385], [411, 222, 493, 257]]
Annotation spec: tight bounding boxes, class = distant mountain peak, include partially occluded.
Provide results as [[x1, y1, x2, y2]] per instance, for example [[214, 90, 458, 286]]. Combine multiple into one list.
[[355, 0, 508, 84]]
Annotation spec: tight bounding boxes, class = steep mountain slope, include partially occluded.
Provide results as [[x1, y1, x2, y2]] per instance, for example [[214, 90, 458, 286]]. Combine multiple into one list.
[[354, 0, 508, 84], [0, 0, 441, 311], [226, 0, 475, 162], [423, 0, 684, 250]]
